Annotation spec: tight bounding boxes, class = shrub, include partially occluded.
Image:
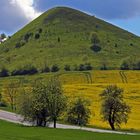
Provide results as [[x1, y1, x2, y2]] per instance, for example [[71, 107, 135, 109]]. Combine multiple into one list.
[[120, 61, 130, 70], [84, 63, 93, 70], [90, 33, 101, 52], [0, 68, 9, 77], [38, 28, 42, 33], [67, 98, 91, 126], [51, 65, 59, 72], [0, 102, 7, 107], [64, 65, 71, 71], [58, 37, 60, 42], [90, 33, 100, 44], [42, 66, 50, 73], [35, 33, 40, 39], [15, 42, 22, 48], [90, 44, 101, 52], [24, 33, 33, 42], [15, 40, 25, 48], [78, 64, 85, 71], [100, 64, 108, 70], [114, 43, 118, 48], [74, 63, 93, 71]]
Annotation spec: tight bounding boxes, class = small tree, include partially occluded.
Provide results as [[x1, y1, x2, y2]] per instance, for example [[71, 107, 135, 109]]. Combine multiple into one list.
[[90, 33, 101, 52], [84, 63, 93, 70], [35, 33, 40, 39], [18, 78, 66, 128], [51, 65, 59, 72], [3, 81, 19, 110], [0, 93, 2, 102], [1, 33, 6, 39], [67, 98, 91, 126], [46, 78, 67, 128], [18, 80, 49, 127], [58, 37, 60, 43], [120, 61, 129, 70], [100, 63, 108, 70], [64, 65, 71, 71], [100, 85, 131, 130], [90, 33, 100, 45]]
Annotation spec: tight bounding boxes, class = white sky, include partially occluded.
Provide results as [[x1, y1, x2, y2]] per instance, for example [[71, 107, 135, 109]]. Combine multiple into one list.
[[10, 0, 41, 20]]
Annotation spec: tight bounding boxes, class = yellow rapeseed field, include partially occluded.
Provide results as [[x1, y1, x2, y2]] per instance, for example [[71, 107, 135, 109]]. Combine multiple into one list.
[[60, 70, 140, 130], [1, 70, 140, 130]]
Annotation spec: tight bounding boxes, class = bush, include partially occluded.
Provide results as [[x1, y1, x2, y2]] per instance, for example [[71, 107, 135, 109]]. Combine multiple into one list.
[[90, 33, 101, 52], [51, 65, 59, 72], [67, 98, 91, 126], [100, 64, 108, 70], [84, 63, 93, 70], [38, 28, 42, 33], [11, 65, 38, 76], [64, 65, 71, 71], [120, 61, 130, 70], [24, 33, 33, 42], [15, 40, 25, 48], [74, 63, 93, 71], [0, 102, 7, 107], [114, 43, 118, 48], [78, 64, 85, 71], [15, 42, 22, 48], [90, 44, 101, 52], [58, 37, 60, 42], [35, 33, 40, 39], [0, 68, 9, 77], [42, 66, 50, 73], [90, 33, 100, 44]]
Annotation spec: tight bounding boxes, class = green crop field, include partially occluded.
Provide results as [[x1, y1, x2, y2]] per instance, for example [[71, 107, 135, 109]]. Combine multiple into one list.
[[0, 120, 139, 140]]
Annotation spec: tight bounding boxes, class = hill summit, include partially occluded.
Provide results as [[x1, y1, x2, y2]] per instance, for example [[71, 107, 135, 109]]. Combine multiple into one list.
[[0, 7, 140, 71]]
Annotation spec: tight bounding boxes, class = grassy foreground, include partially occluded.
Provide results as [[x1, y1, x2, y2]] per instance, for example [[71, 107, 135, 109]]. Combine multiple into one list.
[[0, 120, 139, 140]]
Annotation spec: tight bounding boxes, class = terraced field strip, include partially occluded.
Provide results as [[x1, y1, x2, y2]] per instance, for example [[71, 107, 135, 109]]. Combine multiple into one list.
[[119, 71, 128, 83], [83, 72, 93, 84]]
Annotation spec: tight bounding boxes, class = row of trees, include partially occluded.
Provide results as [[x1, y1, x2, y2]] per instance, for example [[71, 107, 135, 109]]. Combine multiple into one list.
[[1, 78, 131, 130], [121, 59, 140, 70], [0, 63, 93, 77], [0, 65, 60, 77]]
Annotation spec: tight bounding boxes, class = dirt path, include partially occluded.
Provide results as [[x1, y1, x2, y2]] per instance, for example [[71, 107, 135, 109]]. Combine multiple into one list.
[[0, 110, 137, 135]]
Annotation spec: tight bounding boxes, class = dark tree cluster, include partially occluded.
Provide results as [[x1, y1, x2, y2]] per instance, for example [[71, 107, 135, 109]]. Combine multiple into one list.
[[0, 68, 9, 77], [11, 65, 38, 76], [120, 60, 140, 70], [74, 63, 93, 71]]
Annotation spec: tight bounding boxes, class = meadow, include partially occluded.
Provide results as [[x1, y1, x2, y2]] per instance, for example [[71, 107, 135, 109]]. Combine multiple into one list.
[[0, 70, 140, 131], [0, 120, 139, 140]]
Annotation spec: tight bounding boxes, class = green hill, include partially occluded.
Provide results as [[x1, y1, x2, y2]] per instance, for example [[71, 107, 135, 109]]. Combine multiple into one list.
[[0, 7, 140, 71]]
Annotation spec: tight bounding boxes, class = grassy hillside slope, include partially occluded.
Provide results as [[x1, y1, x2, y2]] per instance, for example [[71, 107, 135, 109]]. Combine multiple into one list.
[[0, 7, 140, 71]]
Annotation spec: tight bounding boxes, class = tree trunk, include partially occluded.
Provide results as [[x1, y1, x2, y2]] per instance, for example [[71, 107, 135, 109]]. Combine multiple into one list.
[[11, 103, 14, 111], [53, 118, 56, 128], [109, 120, 115, 130]]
